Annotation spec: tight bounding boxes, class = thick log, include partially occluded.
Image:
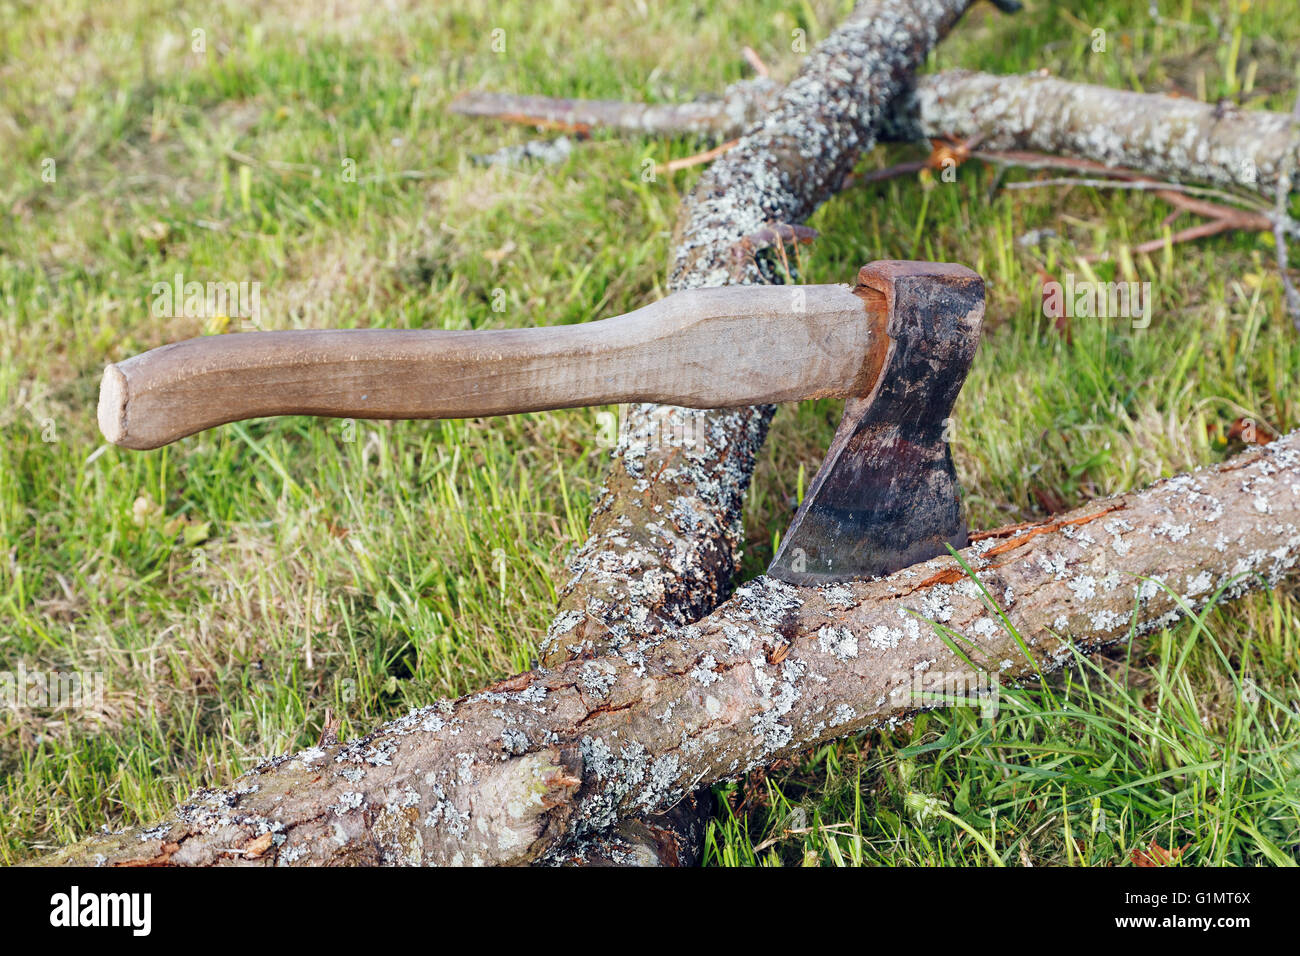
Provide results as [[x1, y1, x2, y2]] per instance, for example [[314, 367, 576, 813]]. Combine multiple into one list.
[[41, 432, 1300, 866]]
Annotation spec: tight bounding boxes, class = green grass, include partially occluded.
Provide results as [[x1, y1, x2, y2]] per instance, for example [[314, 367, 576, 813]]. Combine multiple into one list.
[[1, 0, 1298, 865]]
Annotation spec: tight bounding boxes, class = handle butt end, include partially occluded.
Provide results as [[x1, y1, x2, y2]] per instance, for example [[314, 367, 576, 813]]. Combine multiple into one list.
[[98, 364, 130, 447]]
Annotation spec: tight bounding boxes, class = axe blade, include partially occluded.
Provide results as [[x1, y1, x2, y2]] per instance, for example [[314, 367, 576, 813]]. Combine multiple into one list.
[[768, 261, 984, 585]]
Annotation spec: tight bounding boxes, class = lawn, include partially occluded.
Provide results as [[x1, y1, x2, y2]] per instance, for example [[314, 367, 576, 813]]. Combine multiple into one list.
[[1, 0, 1298, 865]]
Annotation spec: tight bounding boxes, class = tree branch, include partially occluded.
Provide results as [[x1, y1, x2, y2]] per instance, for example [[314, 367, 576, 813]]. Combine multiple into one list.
[[41, 432, 1300, 866], [454, 70, 1300, 199]]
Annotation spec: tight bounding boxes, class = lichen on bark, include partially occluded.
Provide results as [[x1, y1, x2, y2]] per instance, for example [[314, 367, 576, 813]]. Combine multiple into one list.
[[41, 431, 1300, 867], [538, 0, 986, 863]]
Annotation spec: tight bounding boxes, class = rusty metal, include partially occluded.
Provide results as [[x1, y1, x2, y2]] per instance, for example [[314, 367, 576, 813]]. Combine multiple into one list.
[[768, 261, 984, 584]]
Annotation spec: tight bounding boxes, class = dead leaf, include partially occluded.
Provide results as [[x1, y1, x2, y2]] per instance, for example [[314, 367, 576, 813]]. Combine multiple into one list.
[[1227, 417, 1278, 446], [1131, 839, 1187, 867], [243, 832, 274, 859]]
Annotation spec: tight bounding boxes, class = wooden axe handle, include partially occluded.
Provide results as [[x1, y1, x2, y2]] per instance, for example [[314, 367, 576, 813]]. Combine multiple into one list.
[[99, 284, 886, 450]]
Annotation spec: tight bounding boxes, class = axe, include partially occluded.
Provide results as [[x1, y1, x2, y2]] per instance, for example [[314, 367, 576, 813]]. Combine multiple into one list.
[[98, 261, 984, 584]]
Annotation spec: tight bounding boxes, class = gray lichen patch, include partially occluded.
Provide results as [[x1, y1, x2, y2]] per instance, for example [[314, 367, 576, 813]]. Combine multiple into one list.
[[579, 661, 618, 699], [892, 69, 1300, 198], [817, 624, 859, 659]]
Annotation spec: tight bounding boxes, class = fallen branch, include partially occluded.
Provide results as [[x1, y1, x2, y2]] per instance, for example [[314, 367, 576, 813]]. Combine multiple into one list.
[[453, 70, 1300, 199], [41, 432, 1300, 866], [886, 69, 1298, 199], [457, 69, 1300, 299], [1004, 175, 1275, 261], [1112, 189, 1271, 260], [660, 138, 739, 173], [1003, 175, 1259, 208], [451, 78, 782, 139]]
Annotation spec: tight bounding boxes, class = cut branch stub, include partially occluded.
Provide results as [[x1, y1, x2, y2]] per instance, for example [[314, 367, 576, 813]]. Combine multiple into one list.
[[770, 261, 983, 584]]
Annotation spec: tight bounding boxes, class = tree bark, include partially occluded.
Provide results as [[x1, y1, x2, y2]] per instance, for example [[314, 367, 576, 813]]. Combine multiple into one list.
[[40, 432, 1300, 866], [534, 0, 988, 864], [454, 70, 1300, 198], [451, 78, 783, 139], [886, 69, 1295, 197]]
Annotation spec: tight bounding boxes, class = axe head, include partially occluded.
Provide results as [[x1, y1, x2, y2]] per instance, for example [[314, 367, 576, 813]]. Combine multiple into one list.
[[768, 261, 984, 585]]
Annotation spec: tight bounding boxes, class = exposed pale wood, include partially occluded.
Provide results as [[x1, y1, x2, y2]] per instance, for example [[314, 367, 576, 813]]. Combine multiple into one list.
[[100, 284, 883, 450]]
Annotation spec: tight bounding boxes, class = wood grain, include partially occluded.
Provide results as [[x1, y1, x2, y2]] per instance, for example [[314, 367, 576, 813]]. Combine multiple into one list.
[[99, 284, 884, 449]]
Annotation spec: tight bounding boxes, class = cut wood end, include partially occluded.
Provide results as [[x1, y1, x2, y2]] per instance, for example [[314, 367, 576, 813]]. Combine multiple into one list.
[[97, 364, 128, 446]]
